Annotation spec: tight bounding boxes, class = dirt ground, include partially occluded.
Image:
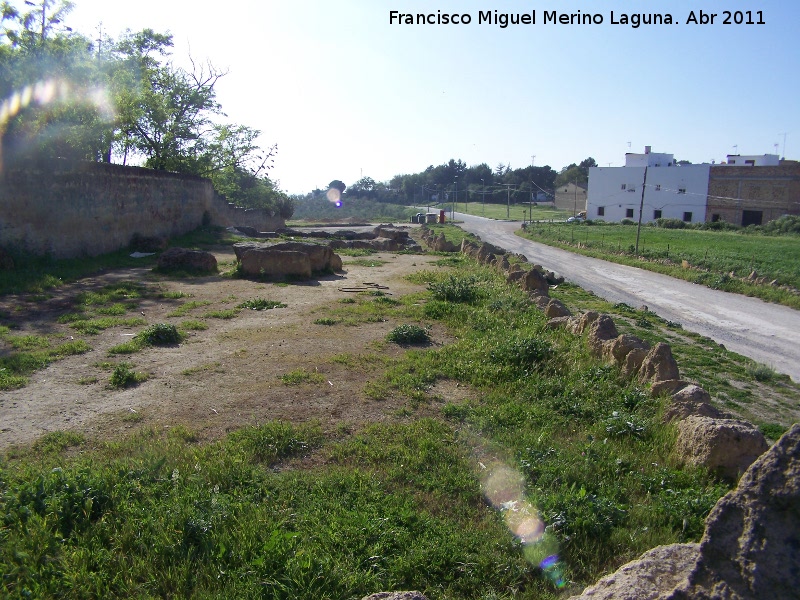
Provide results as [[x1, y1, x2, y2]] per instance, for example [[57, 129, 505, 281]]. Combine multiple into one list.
[[0, 246, 471, 451]]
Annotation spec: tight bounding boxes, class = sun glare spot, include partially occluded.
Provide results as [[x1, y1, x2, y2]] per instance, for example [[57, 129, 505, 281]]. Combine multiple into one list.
[[326, 188, 341, 204], [481, 460, 567, 588]]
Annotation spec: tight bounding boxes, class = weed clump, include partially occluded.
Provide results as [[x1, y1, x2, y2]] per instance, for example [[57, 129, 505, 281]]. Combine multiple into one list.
[[138, 323, 182, 345], [237, 298, 287, 311], [746, 362, 778, 383], [109, 363, 148, 388], [387, 324, 430, 345], [428, 275, 479, 303]]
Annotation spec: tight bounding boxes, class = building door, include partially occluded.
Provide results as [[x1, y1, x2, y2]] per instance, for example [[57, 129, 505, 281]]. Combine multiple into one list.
[[741, 210, 763, 226]]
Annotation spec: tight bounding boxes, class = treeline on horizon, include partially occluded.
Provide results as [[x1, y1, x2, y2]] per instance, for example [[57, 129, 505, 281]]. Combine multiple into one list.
[[295, 157, 598, 208], [0, 0, 293, 218]]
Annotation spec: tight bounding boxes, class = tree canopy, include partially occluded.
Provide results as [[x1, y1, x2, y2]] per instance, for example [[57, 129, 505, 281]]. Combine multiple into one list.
[[0, 1, 291, 217]]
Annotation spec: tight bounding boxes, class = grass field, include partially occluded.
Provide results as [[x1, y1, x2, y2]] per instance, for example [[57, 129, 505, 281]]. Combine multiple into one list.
[[519, 221, 800, 309], [426, 202, 571, 222], [2, 224, 797, 598]]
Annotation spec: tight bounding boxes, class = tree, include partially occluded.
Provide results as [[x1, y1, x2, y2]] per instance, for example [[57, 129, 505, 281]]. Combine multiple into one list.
[[554, 157, 597, 187], [0, 2, 113, 165], [328, 179, 346, 193]]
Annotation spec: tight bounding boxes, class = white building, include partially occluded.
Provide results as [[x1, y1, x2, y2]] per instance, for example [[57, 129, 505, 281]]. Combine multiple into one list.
[[587, 147, 710, 223], [723, 154, 780, 167]]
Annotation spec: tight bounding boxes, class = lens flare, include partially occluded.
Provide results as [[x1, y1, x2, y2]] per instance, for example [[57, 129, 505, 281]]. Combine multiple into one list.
[[0, 78, 116, 172], [481, 460, 568, 589], [326, 188, 341, 204]]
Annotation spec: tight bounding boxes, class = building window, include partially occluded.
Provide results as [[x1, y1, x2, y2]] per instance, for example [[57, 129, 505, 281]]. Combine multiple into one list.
[[742, 210, 763, 226], [745, 160, 755, 166], [711, 214, 720, 222], [597, 206, 605, 216], [678, 188, 686, 194], [654, 210, 662, 219], [621, 184, 627, 190], [683, 212, 692, 222], [626, 209, 634, 218], [655, 184, 661, 191]]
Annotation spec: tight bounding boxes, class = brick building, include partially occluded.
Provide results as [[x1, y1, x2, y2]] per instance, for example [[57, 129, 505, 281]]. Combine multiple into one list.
[[706, 160, 800, 225]]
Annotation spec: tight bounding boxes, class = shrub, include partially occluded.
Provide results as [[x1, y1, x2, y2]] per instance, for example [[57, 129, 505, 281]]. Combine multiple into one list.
[[387, 324, 430, 345], [138, 323, 182, 345], [109, 363, 147, 388], [746, 362, 777, 383], [655, 218, 687, 229]]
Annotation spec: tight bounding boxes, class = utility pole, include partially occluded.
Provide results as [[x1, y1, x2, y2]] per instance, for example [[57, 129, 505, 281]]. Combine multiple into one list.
[[481, 178, 485, 216], [497, 183, 514, 219], [634, 166, 648, 254], [573, 179, 578, 217]]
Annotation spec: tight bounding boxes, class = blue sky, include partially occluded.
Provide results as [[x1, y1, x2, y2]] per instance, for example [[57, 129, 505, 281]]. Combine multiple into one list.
[[65, 0, 799, 193]]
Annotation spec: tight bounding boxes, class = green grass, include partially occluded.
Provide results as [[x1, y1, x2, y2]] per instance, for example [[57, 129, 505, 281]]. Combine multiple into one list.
[[108, 324, 185, 355], [0, 338, 91, 390], [346, 258, 388, 267], [3, 251, 792, 598], [519, 221, 800, 308], [68, 317, 146, 335], [181, 362, 224, 377], [387, 324, 430, 345], [0, 420, 549, 599], [158, 291, 193, 299], [313, 317, 338, 326], [166, 300, 213, 318], [236, 298, 287, 311], [202, 309, 240, 319], [179, 319, 209, 331], [444, 201, 571, 222], [280, 369, 326, 386]]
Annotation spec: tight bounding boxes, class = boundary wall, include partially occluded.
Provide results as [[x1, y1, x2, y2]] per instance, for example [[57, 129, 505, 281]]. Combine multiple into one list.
[[0, 159, 285, 258]]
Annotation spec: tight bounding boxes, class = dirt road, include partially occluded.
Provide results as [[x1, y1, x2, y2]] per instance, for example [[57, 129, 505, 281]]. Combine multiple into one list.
[[456, 213, 800, 382]]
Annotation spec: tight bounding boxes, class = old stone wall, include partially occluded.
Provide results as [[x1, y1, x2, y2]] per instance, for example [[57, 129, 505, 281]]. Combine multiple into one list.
[[0, 159, 285, 258], [707, 163, 800, 225]]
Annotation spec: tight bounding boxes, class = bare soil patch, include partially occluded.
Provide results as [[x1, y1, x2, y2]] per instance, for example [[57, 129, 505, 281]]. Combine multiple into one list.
[[0, 248, 452, 450]]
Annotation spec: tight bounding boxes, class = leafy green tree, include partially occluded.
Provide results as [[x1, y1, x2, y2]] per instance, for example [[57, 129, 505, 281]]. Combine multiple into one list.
[[328, 179, 346, 193], [554, 157, 597, 187]]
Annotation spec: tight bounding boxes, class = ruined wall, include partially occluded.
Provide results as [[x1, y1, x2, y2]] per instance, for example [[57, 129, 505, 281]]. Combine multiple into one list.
[[707, 163, 800, 225], [0, 159, 285, 258]]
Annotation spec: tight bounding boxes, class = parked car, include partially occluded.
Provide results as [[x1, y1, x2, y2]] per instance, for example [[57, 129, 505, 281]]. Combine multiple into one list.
[[566, 215, 585, 223]]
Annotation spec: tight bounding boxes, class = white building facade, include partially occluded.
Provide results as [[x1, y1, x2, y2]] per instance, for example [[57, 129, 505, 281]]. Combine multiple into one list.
[[587, 148, 710, 223]]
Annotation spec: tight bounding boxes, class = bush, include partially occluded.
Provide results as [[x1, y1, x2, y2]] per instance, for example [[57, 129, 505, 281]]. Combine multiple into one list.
[[137, 323, 182, 345], [755, 214, 800, 236], [620, 218, 636, 226], [387, 324, 430, 345], [109, 363, 147, 388], [746, 361, 777, 383], [655, 218, 686, 229]]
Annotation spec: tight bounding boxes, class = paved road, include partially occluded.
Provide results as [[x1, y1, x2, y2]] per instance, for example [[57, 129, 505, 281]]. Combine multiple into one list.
[[454, 213, 800, 382]]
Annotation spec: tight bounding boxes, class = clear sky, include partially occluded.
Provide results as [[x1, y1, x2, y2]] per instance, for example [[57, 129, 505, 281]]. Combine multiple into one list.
[[63, 0, 799, 194]]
